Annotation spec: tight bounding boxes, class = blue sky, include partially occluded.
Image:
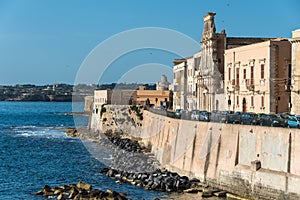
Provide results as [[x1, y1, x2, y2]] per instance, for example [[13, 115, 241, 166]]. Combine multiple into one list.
[[0, 0, 299, 85]]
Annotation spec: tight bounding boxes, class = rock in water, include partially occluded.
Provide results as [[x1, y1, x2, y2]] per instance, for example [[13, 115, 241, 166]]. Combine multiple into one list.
[[76, 181, 92, 191]]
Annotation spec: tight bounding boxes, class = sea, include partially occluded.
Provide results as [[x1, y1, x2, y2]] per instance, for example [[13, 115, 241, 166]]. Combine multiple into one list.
[[0, 102, 217, 200]]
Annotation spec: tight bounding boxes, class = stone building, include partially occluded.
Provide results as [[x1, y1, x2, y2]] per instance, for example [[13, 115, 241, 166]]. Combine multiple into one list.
[[136, 89, 173, 108], [173, 12, 275, 112], [290, 29, 300, 114], [173, 56, 198, 110], [93, 89, 137, 115], [92, 76, 173, 110], [173, 58, 188, 110], [224, 39, 291, 113], [156, 74, 170, 91]]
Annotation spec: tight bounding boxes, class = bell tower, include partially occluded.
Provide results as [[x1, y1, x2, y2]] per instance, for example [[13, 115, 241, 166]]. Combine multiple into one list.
[[197, 12, 223, 112], [201, 12, 218, 65], [201, 12, 216, 43]]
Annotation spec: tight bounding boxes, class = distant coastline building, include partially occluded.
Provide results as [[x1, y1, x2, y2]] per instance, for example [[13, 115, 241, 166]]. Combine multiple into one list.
[[290, 29, 300, 114], [93, 89, 137, 116], [92, 76, 173, 114], [156, 74, 170, 90]]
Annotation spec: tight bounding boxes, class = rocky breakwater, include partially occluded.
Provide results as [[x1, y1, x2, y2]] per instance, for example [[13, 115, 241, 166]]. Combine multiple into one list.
[[35, 181, 128, 200], [64, 128, 234, 199], [98, 134, 229, 198]]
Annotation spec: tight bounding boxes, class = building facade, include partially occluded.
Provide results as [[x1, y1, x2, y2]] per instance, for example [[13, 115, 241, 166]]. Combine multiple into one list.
[[290, 29, 300, 115], [93, 89, 137, 114], [93, 76, 173, 110], [136, 89, 173, 108], [224, 39, 291, 113], [173, 12, 274, 112], [173, 59, 188, 110]]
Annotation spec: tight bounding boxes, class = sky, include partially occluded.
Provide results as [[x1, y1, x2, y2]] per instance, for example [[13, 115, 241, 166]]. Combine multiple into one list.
[[0, 0, 299, 85]]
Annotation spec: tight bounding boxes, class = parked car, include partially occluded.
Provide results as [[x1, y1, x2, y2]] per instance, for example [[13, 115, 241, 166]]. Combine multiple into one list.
[[285, 115, 299, 128], [241, 112, 258, 125], [210, 110, 226, 122], [181, 110, 191, 120], [174, 109, 183, 119], [225, 111, 242, 124], [199, 111, 211, 122], [210, 110, 220, 122], [259, 114, 287, 127], [190, 110, 200, 121]]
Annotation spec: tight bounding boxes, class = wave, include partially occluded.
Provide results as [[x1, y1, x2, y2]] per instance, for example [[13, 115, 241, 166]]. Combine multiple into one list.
[[12, 126, 70, 139]]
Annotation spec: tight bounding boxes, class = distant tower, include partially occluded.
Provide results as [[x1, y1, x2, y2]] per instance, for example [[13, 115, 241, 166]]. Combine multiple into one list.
[[156, 75, 170, 90]]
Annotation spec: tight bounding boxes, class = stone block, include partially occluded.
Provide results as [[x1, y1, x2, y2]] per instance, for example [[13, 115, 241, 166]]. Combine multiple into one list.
[[251, 160, 261, 171]]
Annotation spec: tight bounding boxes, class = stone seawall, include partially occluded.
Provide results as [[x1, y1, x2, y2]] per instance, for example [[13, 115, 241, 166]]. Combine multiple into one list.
[[90, 107, 300, 199], [90, 105, 143, 136], [137, 111, 300, 200]]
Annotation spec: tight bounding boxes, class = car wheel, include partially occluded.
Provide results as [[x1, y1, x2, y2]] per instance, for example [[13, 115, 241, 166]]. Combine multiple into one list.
[[287, 125, 290, 128]]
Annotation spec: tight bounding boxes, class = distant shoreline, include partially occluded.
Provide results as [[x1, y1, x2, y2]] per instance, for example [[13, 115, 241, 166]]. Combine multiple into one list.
[[0, 100, 84, 102]]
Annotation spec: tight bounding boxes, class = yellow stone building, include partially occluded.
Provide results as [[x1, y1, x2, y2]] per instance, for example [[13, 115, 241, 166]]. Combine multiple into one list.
[[224, 39, 291, 113]]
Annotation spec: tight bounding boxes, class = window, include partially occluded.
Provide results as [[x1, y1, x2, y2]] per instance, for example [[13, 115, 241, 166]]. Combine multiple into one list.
[[243, 69, 246, 80], [237, 96, 239, 106], [261, 96, 264, 107], [251, 96, 254, 107], [251, 66, 254, 85], [236, 68, 239, 85], [228, 68, 231, 81], [261, 64, 265, 79]]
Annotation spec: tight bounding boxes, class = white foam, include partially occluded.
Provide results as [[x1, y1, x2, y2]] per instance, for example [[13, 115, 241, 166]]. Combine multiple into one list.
[[14, 126, 68, 139]]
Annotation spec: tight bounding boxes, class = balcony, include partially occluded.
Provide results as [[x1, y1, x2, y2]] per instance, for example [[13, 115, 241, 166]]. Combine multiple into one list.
[[234, 85, 240, 91], [246, 79, 255, 91]]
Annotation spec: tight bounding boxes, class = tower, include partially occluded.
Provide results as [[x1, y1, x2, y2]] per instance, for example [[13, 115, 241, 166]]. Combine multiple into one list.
[[197, 12, 223, 111]]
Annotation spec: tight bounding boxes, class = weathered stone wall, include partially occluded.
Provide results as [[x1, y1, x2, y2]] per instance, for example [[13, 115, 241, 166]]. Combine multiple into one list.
[[137, 111, 300, 199], [90, 105, 143, 136], [90, 107, 300, 199], [84, 96, 93, 113]]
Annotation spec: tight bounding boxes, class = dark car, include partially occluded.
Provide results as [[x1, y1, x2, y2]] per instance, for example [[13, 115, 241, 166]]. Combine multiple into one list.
[[174, 109, 183, 119], [241, 112, 258, 125], [225, 111, 242, 124], [259, 114, 287, 127], [199, 111, 211, 122], [210, 110, 225, 122]]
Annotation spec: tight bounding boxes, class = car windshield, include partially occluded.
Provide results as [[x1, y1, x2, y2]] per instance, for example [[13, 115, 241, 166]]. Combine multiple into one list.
[[269, 114, 278, 119]]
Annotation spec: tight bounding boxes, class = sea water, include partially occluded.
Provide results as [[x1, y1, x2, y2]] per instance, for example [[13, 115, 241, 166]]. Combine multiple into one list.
[[0, 102, 217, 200]]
